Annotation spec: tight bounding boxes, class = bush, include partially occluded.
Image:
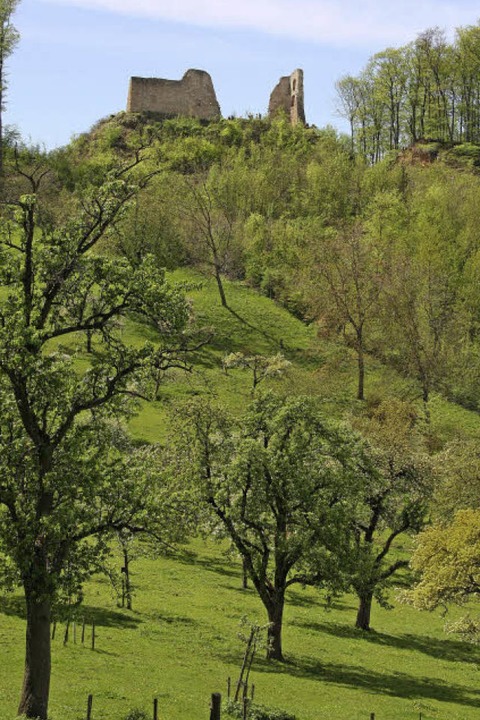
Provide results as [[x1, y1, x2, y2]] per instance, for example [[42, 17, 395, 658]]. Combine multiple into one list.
[[224, 699, 296, 720], [123, 709, 149, 720]]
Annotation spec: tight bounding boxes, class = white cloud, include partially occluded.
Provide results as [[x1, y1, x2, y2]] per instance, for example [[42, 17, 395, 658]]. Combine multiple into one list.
[[39, 0, 479, 47]]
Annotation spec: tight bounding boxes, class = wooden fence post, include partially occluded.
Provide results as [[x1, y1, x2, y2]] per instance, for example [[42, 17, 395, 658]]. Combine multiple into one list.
[[370, 714, 375, 720], [91, 621, 96, 650], [86, 694, 93, 720], [227, 677, 231, 699], [51, 621, 57, 641], [81, 617, 86, 644], [153, 697, 158, 720], [210, 692, 221, 720]]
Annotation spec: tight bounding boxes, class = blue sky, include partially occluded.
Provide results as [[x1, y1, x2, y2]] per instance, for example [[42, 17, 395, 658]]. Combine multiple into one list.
[[6, 0, 480, 149]]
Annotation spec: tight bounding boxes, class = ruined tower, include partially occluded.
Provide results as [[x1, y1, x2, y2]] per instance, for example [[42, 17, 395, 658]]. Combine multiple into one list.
[[268, 69, 305, 125], [127, 69, 221, 120]]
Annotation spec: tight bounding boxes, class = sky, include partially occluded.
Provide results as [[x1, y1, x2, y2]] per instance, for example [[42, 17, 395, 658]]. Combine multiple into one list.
[[6, 0, 480, 149]]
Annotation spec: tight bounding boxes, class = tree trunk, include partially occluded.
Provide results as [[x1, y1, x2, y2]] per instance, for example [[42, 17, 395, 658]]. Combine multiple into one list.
[[355, 591, 373, 631], [123, 547, 132, 611], [422, 381, 430, 425], [356, 336, 365, 401], [17, 592, 52, 720], [242, 557, 249, 589], [214, 265, 228, 308], [266, 597, 285, 661]]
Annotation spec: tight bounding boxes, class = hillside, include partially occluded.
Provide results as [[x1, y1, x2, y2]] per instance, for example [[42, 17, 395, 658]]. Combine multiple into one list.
[[3, 112, 480, 720], [128, 269, 480, 446], [5, 274, 480, 719]]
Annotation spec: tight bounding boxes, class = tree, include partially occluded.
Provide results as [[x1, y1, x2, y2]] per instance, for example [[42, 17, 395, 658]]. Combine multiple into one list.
[[349, 399, 431, 630], [307, 223, 384, 401], [179, 162, 244, 308], [0, 0, 19, 176], [408, 509, 480, 642], [223, 352, 290, 393], [381, 175, 470, 421], [408, 437, 480, 642], [0, 150, 194, 719], [175, 393, 372, 661]]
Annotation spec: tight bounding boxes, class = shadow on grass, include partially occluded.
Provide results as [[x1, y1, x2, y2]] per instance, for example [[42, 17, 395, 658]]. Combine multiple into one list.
[[225, 306, 284, 349], [287, 589, 355, 612], [255, 654, 480, 708], [76, 605, 143, 629], [215, 651, 480, 709], [147, 611, 198, 626], [295, 620, 480, 666], [0, 595, 142, 630], [175, 552, 241, 581]]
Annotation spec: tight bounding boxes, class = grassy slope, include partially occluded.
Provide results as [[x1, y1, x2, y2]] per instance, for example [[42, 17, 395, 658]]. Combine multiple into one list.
[[2, 270, 480, 720], [129, 269, 480, 444]]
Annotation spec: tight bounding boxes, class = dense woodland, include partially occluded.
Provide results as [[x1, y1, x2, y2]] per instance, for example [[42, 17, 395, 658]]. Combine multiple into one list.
[[2, 15, 480, 720], [337, 24, 480, 159]]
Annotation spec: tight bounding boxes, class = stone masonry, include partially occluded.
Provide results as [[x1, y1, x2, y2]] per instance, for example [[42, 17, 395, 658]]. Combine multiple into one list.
[[127, 69, 221, 120], [268, 69, 306, 125]]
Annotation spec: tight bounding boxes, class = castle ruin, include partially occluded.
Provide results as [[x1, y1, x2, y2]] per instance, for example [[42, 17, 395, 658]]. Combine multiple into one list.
[[268, 69, 305, 125], [126, 68, 305, 125], [127, 69, 221, 120]]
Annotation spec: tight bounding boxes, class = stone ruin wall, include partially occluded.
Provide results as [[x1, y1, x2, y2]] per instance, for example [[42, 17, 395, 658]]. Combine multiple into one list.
[[268, 69, 306, 125], [126, 67, 305, 125], [127, 69, 221, 120]]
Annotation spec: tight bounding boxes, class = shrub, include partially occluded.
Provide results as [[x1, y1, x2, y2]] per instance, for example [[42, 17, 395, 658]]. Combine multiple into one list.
[[123, 709, 149, 720], [225, 698, 296, 720]]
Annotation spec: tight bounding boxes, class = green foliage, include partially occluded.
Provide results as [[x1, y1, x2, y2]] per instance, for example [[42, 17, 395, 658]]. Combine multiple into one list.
[[0, 149, 196, 718], [225, 699, 296, 720], [122, 709, 149, 720], [173, 392, 378, 659], [409, 509, 480, 611], [3, 535, 480, 719]]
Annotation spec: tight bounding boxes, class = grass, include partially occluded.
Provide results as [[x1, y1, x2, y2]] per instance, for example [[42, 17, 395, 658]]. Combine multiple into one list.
[[3, 270, 480, 719], [128, 269, 480, 445], [1, 539, 480, 720]]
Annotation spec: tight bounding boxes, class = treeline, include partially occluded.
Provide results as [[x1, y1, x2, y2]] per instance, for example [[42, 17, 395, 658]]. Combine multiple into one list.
[[337, 23, 480, 161]]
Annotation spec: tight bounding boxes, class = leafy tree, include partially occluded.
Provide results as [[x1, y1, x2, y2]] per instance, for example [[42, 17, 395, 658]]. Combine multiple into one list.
[[306, 223, 384, 401], [349, 399, 431, 630], [432, 441, 480, 520], [0, 0, 20, 176], [112, 174, 185, 270], [408, 509, 480, 641], [179, 164, 242, 307], [0, 151, 194, 719], [174, 393, 372, 661], [381, 175, 470, 420], [223, 352, 290, 393]]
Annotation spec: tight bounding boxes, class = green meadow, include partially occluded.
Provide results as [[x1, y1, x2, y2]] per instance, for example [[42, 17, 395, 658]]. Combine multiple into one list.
[[2, 272, 480, 720], [1, 539, 480, 720]]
